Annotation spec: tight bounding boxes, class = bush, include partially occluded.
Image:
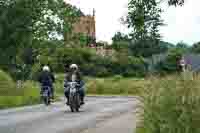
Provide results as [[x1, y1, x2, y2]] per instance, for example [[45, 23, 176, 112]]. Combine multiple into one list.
[[0, 71, 41, 109], [21, 81, 40, 105], [0, 70, 16, 96], [136, 75, 200, 133], [95, 67, 112, 77], [30, 63, 41, 80], [33, 47, 147, 77], [81, 63, 96, 76], [36, 47, 95, 73], [155, 48, 184, 73]]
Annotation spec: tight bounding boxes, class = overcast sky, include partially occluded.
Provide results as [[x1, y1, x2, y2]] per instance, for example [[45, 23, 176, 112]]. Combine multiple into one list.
[[67, 0, 200, 45]]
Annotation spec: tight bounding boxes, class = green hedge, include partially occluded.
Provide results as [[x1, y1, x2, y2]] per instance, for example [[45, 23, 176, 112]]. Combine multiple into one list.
[[25, 47, 148, 79]]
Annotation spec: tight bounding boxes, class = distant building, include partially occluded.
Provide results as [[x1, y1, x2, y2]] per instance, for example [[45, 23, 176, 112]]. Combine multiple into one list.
[[88, 41, 115, 57], [72, 9, 96, 44]]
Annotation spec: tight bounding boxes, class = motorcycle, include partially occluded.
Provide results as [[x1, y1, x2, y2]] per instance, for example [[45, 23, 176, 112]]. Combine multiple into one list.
[[41, 86, 51, 106], [66, 81, 81, 112]]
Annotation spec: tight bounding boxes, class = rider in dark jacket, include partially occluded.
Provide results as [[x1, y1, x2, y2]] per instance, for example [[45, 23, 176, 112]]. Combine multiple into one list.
[[38, 65, 55, 99], [64, 64, 85, 105]]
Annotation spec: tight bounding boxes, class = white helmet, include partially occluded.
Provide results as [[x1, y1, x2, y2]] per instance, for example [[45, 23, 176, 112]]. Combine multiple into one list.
[[43, 65, 50, 72], [70, 64, 78, 69]]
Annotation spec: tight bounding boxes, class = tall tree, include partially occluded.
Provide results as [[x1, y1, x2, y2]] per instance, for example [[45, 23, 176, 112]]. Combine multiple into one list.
[[168, 0, 184, 6], [0, 0, 82, 70], [0, 0, 34, 68], [192, 42, 200, 54], [112, 32, 130, 51], [176, 41, 189, 50], [126, 0, 164, 57]]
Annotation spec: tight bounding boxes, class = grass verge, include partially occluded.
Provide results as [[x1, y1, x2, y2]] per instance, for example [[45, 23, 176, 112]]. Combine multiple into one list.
[[136, 74, 200, 133], [0, 73, 146, 109]]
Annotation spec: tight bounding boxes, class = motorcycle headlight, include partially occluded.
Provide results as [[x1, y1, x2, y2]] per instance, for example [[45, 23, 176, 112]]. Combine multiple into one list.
[[70, 88, 76, 93]]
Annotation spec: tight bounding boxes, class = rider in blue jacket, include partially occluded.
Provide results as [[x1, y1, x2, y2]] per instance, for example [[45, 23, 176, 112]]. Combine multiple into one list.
[[38, 65, 55, 99]]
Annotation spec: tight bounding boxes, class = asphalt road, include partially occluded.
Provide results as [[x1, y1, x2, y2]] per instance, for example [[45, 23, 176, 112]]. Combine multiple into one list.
[[0, 96, 138, 133]]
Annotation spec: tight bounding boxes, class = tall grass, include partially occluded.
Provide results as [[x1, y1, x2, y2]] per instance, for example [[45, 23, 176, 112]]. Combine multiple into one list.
[[0, 81, 40, 109], [55, 74, 146, 96], [85, 76, 147, 95], [0, 69, 41, 109], [136, 74, 200, 133]]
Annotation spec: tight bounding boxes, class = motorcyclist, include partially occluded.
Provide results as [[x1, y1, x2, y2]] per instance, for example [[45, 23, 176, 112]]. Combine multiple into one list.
[[38, 65, 55, 100], [64, 64, 85, 105]]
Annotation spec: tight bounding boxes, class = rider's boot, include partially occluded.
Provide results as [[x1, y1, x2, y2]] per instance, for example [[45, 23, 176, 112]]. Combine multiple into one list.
[[80, 96, 85, 105], [66, 97, 69, 105]]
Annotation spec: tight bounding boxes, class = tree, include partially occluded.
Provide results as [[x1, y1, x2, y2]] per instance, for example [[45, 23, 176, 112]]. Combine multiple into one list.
[[192, 42, 200, 53], [127, 0, 163, 40], [126, 0, 164, 57], [0, 0, 82, 70], [156, 47, 185, 73], [176, 41, 189, 50], [168, 0, 184, 6], [50, 0, 83, 43], [112, 32, 130, 51], [112, 32, 129, 43], [0, 0, 34, 69]]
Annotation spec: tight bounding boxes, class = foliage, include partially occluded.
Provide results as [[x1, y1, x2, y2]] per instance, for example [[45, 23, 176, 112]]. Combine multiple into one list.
[[160, 41, 175, 49], [86, 77, 147, 95], [0, 81, 40, 109], [129, 40, 169, 57], [112, 32, 130, 51], [55, 74, 146, 96], [0, 70, 40, 109], [0, 0, 82, 74], [191, 42, 200, 53], [126, 0, 164, 57], [153, 42, 188, 74], [127, 0, 163, 40], [72, 33, 91, 47], [155, 48, 184, 73], [32, 46, 147, 78], [0, 0, 33, 68], [136, 75, 200, 133], [0, 70, 16, 96], [29, 63, 42, 81], [168, 0, 185, 6], [176, 41, 190, 51], [112, 32, 129, 43]]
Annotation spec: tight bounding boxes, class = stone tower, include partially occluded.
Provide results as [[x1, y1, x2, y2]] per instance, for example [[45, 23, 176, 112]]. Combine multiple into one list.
[[72, 8, 96, 44]]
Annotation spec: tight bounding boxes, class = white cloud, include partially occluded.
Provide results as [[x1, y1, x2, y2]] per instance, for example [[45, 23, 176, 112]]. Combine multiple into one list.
[[67, 0, 200, 44]]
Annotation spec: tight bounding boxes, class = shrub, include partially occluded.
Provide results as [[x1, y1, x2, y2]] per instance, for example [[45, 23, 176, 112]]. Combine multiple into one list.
[[30, 63, 41, 80], [0, 70, 16, 96], [155, 48, 184, 73], [95, 67, 111, 77], [34, 46, 147, 77]]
